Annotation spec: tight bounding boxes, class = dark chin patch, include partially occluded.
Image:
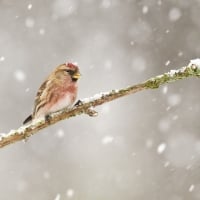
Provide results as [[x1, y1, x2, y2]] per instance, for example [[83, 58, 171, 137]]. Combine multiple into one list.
[[72, 78, 78, 82]]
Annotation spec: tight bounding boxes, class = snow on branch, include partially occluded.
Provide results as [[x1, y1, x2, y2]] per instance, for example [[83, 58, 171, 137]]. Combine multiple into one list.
[[0, 59, 200, 148]]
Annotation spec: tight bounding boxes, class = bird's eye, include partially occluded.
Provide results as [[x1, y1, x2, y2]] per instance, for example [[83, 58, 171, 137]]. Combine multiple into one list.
[[65, 69, 74, 75]]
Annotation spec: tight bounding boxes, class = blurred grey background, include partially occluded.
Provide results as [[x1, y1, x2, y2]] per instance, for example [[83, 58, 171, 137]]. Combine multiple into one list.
[[0, 0, 200, 199]]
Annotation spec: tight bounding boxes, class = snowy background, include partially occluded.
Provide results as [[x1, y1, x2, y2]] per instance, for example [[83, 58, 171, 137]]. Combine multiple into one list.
[[0, 0, 200, 199]]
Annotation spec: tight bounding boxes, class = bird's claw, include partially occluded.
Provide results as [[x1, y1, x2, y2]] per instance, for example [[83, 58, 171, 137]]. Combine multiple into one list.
[[74, 100, 83, 107], [45, 114, 52, 124]]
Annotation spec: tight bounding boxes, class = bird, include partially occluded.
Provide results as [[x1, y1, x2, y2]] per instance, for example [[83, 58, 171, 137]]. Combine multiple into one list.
[[23, 62, 81, 124]]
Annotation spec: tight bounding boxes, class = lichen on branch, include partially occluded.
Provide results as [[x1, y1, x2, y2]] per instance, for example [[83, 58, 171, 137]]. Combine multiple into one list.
[[0, 59, 200, 148]]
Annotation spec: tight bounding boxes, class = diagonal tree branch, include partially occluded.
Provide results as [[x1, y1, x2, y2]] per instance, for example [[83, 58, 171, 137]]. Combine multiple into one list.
[[1, 59, 200, 148]]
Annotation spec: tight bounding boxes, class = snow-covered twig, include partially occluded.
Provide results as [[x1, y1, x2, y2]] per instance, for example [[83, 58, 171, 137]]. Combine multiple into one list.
[[0, 59, 200, 148]]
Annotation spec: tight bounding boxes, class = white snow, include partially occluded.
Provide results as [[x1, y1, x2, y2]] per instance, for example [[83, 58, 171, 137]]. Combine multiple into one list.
[[56, 129, 65, 138], [25, 88, 30, 92], [54, 194, 61, 200], [157, 0, 162, 6], [93, 92, 105, 99], [164, 161, 170, 168], [167, 66, 187, 77], [25, 17, 35, 28], [157, 143, 167, 154], [189, 58, 200, 69], [130, 41, 135, 46], [52, 0, 77, 18], [165, 29, 170, 34], [165, 60, 170, 66], [189, 184, 195, 192], [27, 4, 32, 10], [102, 135, 114, 144], [180, 66, 187, 73], [66, 189, 74, 198], [167, 94, 181, 106], [178, 51, 183, 57], [168, 69, 178, 77], [162, 85, 168, 94], [168, 7, 182, 21], [166, 106, 171, 111], [39, 28, 45, 35], [14, 69, 26, 82], [82, 91, 110, 103], [0, 56, 5, 61], [43, 171, 51, 179], [101, 0, 111, 9], [142, 6, 149, 14]]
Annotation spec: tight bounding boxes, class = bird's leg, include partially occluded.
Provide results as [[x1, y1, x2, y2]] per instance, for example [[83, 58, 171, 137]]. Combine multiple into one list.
[[45, 114, 52, 124]]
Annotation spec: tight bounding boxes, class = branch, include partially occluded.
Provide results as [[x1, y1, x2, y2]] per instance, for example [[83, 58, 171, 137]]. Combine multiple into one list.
[[1, 59, 200, 148]]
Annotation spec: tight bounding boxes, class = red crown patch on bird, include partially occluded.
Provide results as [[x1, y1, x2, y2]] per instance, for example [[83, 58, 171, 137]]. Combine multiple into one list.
[[66, 62, 78, 69]]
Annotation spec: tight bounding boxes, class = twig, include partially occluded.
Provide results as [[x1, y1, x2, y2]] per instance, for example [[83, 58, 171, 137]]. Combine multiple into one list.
[[0, 59, 200, 148]]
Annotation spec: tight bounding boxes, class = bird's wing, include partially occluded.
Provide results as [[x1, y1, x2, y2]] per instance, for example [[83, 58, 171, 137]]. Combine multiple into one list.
[[33, 79, 51, 117]]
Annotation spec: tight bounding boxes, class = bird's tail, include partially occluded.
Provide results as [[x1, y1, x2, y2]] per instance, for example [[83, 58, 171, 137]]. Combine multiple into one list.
[[23, 115, 33, 125]]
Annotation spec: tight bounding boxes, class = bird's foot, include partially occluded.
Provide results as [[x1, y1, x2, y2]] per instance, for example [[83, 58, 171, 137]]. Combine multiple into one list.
[[45, 114, 52, 124], [74, 99, 83, 107]]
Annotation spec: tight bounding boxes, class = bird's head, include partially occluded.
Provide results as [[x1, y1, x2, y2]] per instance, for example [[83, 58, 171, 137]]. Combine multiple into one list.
[[55, 62, 81, 82]]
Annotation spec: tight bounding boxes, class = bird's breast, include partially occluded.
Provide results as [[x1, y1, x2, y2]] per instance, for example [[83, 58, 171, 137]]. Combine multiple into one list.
[[48, 92, 75, 113]]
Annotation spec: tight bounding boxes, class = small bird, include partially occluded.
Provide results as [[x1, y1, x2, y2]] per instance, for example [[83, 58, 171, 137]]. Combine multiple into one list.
[[23, 62, 81, 124]]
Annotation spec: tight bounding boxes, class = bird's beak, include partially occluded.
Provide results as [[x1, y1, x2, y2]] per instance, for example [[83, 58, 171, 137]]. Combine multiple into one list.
[[72, 72, 81, 79]]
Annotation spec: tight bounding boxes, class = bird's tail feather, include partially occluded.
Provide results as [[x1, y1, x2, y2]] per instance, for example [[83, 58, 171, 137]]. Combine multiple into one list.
[[23, 115, 32, 125]]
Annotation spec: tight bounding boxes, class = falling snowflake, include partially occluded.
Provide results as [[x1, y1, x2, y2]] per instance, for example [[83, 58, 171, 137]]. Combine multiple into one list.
[[142, 6, 149, 14], [169, 7, 182, 21], [25, 88, 30, 92], [0, 56, 5, 61], [102, 135, 114, 144], [25, 17, 35, 28], [165, 60, 171, 66], [178, 51, 183, 57], [189, 184, 195, 192], [54, 194, 61, 200], [164, 161, 170, 168], [43, 171, 51, 179], [167, 94, 181, 106], [39, 28, 45, 35], [157, 143, 167, 154], [101, 0, 111, 8], [162, 86, 168, 94], [66, 188, 75, 198], [52, 0, 77, 18], [56, 129, 65, 138], [14, 70, 26, 82], [27, 4, 32, 10]]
